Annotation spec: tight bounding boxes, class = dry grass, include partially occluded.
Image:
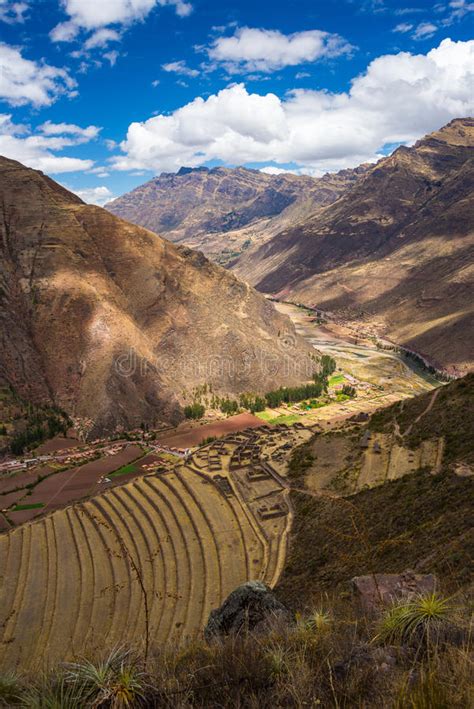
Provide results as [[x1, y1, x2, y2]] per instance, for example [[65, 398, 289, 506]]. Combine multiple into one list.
[[2, 596, 471, 708]]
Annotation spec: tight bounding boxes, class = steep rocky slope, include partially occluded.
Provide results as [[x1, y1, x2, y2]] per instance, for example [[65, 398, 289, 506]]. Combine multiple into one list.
[[0, 157, 314, 435], [278, 374, 474, 604], [106, 165, 367, 265], [234, 119, 474, 373]]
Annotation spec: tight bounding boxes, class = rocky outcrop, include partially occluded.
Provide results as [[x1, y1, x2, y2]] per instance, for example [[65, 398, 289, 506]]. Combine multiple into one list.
[[233, 118, 474, 373], [106, 165, 367, 265], [204, 581, 293, 640], [0, 157, 314, 435], [351, 571, 438, 611]]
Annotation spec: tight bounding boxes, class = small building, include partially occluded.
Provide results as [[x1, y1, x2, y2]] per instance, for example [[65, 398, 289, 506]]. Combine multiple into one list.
[[373, 441, 382, 454], [247, 468, 271, 482], [258, 502, 287, 520], [213, 475, 233, 496]]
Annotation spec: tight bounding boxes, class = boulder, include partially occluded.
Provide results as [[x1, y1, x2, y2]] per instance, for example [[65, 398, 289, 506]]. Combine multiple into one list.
[[204, 581, 293, 640], [351, 570, 438, 611]]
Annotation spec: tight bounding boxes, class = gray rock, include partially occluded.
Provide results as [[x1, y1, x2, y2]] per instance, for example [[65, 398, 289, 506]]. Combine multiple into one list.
[[204, 580, 292, 641], [350, 570, 438, 611]]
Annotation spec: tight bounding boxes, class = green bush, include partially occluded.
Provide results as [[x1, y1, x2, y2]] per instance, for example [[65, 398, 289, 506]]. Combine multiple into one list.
[[342, 384, 357, 398], [184, 403, 205, 420], [220, 398, 239, 415]]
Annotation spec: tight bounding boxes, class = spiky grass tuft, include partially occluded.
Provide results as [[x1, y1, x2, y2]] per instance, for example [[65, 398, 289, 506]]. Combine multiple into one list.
[[374, 593, 454, 646], [305, 610, 332, 633], [0, 672, 23, 706], [63, 646, 149, 707]]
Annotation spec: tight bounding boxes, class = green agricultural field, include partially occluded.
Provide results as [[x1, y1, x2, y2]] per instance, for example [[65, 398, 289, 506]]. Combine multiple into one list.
[[12, 502, 44, 511], [255, 411, 302, 425], [109, 463, 138, 478], [329, 374, 345, 385]]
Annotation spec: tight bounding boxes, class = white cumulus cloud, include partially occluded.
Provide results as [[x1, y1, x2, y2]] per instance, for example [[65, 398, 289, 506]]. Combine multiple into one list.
[[162, 60, 199, 77], [51, 0, 192, 46], [38, 121, 101, 141], [0, 42, 77, 106], [111, 39, 474, 175], [206, 27, 354, 73], [0, 1, 28, 23], [84, 28, 121, 49], [0, 114, 98, 173], [67, 184, 115, 205]]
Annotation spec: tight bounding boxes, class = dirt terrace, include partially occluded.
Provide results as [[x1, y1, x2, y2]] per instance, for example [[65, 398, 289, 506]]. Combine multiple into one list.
[[0, 423, 310, 669], [156, 413, 266, 448]]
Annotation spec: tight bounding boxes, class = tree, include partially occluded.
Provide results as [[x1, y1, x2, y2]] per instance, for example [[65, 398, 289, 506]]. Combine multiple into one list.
[[184, 403, 205, 420], [320, 355, 336, 377], [342, 384, 357, 398]]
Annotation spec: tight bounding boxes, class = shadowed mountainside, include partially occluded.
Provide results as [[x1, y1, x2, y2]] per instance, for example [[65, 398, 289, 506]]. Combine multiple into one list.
[[0, 157, 314, 435], [106, 165, 368, 265], [233, 119, 474, 373]]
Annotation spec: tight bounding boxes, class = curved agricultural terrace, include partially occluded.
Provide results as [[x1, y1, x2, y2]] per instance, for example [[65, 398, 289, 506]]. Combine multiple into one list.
[[0, 427, 297, 670]]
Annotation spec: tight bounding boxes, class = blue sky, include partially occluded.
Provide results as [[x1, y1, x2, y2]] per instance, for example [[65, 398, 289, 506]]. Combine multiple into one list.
[[0, 0, 473, 203]]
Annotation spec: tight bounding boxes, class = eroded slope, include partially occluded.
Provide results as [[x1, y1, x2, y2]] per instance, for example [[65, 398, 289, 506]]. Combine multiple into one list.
[[234, 119, 474, 373], [106, 165, 367, 265], [0, 157, 314, 435]]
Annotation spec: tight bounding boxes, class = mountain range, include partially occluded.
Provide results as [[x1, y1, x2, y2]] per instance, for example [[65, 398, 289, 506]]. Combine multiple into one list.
[[0, 157, 313, 435], [107, 164, 368, 266], [109, 118, 473, 374], [234, 119, 474, 373]]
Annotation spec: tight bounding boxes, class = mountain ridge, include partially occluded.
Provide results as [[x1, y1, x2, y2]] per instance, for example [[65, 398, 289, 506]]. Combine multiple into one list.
[[0, 156, 314, 435], [233, 118, 474, 373], [106, 163, 369, 265]]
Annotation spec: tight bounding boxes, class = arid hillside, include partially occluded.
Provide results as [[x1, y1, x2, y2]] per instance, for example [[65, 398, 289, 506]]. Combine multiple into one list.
[[233, 119, 474, 373], [106, 165, 367, 265], [0, 157, 314, 435], [278, 373, 474, 604]]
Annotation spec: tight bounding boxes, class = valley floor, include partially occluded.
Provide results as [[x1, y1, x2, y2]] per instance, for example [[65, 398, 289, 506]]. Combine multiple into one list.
[[1, 300, 468, 674], [270, 301, 437, 427]]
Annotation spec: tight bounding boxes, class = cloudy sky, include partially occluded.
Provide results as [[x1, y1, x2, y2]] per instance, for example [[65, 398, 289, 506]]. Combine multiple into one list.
[[0, 0, 473, 204]]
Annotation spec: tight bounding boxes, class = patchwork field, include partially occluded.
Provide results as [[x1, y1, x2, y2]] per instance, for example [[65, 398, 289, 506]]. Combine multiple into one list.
[[0, 426, 301, 670], [0, 445, 148, 529]]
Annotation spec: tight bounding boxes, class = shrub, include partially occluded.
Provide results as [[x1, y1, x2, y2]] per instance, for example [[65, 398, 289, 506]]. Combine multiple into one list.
[[220, 398, 239, 415], [342, 385, 357, 398]]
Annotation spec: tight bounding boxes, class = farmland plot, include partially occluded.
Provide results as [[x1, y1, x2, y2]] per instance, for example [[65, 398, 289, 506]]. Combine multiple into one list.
[[0, 465, 286, 670]]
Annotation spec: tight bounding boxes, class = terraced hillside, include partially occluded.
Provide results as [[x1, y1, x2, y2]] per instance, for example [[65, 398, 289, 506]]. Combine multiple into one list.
[[0, 456, 289, 670]]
